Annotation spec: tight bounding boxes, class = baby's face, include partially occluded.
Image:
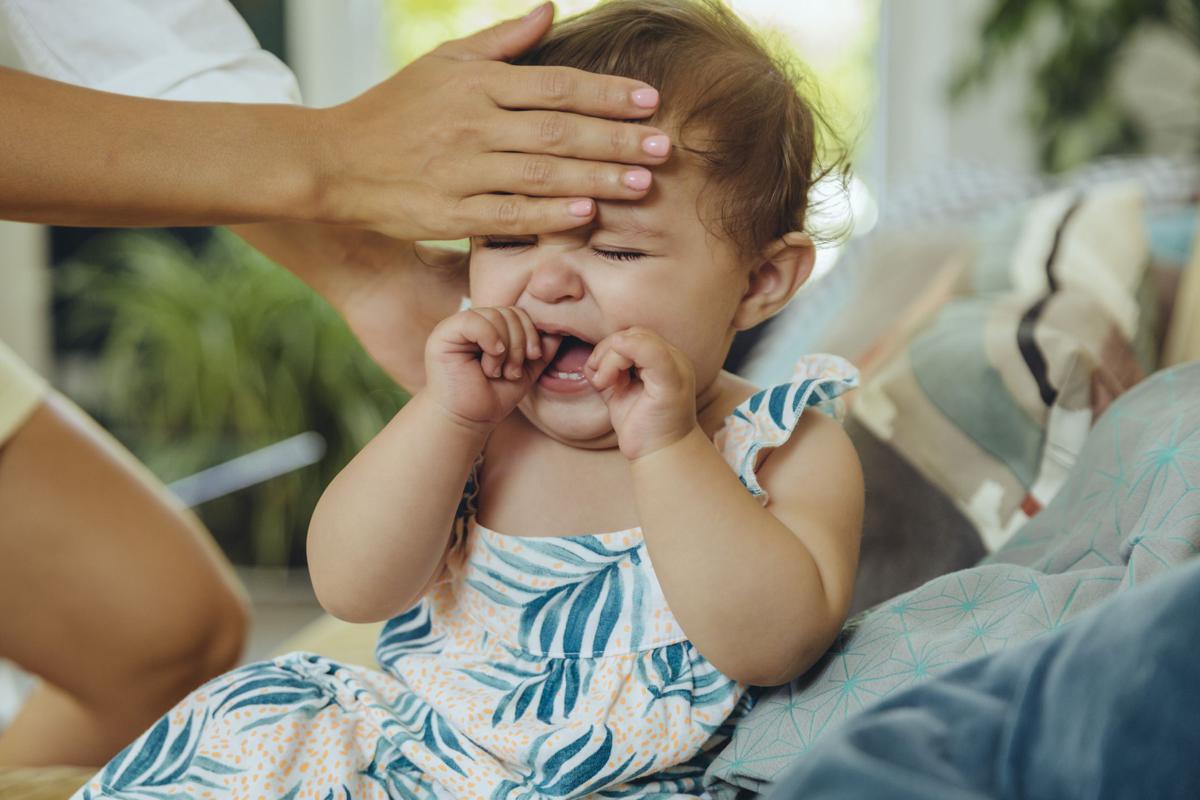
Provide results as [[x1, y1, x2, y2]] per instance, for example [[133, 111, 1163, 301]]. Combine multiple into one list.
[[469, 153, 749, 449]]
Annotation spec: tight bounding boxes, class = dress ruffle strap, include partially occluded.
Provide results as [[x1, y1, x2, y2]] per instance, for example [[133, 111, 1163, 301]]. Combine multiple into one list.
[[716, 354, 859, 505]]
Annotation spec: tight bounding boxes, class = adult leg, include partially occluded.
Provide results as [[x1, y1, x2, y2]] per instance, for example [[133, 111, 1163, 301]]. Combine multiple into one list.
[[0, 393, 249, 767], [766, 557, 1200, 800]]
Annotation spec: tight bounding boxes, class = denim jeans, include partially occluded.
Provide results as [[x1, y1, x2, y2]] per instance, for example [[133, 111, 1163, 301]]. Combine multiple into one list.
[[767, 557, 1200, 800]]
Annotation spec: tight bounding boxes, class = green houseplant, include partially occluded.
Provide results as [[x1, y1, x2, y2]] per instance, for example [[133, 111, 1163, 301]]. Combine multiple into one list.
[[953, 0, 1200, 171], [57, 229, 408, 566]]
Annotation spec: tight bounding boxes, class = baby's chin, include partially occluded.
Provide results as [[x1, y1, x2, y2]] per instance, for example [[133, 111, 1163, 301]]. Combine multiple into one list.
[[516, 390, 619, 451]]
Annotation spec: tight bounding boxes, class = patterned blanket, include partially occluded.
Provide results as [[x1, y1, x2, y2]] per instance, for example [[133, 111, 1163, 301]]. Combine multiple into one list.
[[706, 361, 1200, 796]]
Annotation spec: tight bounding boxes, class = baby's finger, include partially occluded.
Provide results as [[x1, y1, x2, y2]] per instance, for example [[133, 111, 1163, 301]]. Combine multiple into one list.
[[606, 329, 684, 391], [512, 308, 542, 361], [462, 308, 509, 378], [590, 348, 634, 391], [524, 333, 563, 382], [537, 333, 562, 368], [452, 310, 507, 355], [495, 307, 528, 380]]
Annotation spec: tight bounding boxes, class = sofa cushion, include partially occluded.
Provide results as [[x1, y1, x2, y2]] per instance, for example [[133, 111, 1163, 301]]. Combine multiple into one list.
[[704, 361, 1200, 797]]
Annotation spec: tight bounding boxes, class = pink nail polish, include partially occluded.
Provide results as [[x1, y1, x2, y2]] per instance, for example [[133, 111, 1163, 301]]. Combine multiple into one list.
[[623, 169, 652, 191], [642, 135, 670, 157], [568, 199, 594, 217], [631, 87, 659, 108]]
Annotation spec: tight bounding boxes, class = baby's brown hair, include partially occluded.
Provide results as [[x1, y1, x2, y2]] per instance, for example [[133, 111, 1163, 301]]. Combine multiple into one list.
[[515, 0, 844, 257]]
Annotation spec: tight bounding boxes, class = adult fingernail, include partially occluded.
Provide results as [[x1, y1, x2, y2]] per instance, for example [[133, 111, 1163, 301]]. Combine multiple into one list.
[[568, 199, 594, 217], [623, 169, 652, 191], [524, 2, 550, 22], [631, 87, 659, 108], [642, 135, 670, 157]]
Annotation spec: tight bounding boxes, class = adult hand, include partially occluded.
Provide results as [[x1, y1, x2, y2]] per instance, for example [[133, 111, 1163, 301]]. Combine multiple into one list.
[[314, 2, 671, 241]]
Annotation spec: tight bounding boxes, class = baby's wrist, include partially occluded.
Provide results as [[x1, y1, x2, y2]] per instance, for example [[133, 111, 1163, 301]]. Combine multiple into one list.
[[411, 392, 497, 443], [627, 424, 706, 466]]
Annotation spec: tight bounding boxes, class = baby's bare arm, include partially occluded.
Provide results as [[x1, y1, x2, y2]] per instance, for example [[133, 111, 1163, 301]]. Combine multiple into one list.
[[308, 307, 557, 623], [307, 393, 487, 623], [631, 411, 863, 686]]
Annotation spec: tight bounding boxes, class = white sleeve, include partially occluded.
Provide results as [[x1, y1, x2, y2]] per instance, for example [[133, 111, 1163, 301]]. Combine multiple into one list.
[[0, 0, 301, 104]]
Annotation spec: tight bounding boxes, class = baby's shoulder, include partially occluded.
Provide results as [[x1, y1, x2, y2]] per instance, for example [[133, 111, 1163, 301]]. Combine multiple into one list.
[[715, 354, 859, 507]]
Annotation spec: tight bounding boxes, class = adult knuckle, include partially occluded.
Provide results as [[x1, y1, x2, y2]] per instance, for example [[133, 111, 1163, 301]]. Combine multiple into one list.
[[538, 114, 569, 147], [438, 115, 477, 147], [608, 123, 630, 155], [540, 69, 575, 103], [495, 198, 523, 230], [588, 164, 609, 193], [594, 80, 620, 109], [463, 67, 487, 95], [523, 157, 554, 187], [444, 199, 468, 230], [425, 156, 453, 183]]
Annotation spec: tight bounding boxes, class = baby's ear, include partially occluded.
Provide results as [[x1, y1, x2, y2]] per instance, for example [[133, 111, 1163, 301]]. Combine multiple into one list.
[[731, 231, 815, 331]]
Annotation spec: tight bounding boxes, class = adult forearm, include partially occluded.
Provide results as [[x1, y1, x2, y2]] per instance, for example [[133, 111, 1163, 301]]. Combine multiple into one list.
[[0, 68, 322, 228], [307, 393, 487, 623], [630, 428, 841, 686]]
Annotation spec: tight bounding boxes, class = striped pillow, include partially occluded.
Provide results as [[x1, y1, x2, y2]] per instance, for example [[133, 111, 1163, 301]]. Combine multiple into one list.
[[853, 183, 1150, 558]]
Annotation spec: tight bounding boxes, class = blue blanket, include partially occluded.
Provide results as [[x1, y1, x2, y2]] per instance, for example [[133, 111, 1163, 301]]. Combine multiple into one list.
[[706, 362, 1200, 796]]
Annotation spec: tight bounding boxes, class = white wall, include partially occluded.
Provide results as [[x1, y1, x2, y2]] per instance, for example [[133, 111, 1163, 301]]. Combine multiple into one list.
[[0, 23, 52, 376], [285, 0, 388, 107], [880, 0, 1039, 191]]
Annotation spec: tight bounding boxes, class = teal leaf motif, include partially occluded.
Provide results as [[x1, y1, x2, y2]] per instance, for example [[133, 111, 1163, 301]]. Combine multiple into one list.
[[377, 599, 445, 669], [95, 708, 242, 796], [469, 535, 642, 657], [488, 726, 658, 798], [479, 659, 595, 726]]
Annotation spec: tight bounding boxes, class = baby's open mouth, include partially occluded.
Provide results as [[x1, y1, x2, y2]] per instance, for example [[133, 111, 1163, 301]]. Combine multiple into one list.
[[545, 334, 594, 381]]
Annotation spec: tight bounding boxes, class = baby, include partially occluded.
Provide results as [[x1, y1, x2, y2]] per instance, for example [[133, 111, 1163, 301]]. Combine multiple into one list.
[[74, 1, 863, 797]]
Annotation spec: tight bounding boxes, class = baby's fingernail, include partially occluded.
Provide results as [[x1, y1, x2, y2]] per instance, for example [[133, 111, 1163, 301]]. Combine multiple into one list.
[[493, 342, 506, 354], [568, 199, 594, 217], [507, 366, 522, 379], [642, 135, 670, 157], [631, 87, 659, 108]]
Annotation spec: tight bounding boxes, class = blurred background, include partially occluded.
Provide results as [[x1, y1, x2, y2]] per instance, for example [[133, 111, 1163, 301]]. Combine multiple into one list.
[[1, 0, 1197, 656]]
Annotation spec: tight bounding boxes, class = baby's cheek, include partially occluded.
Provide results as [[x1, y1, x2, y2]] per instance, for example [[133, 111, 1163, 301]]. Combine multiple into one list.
[[468, 255, 526, 307]]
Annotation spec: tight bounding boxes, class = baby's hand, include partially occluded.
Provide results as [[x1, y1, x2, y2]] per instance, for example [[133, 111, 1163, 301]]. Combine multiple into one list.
[[584, 327, 698, 460], [425, 307, 561, 432]]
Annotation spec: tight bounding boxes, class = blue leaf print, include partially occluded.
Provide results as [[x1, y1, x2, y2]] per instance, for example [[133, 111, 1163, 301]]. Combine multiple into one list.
[[537, 663, 565, 722], [791, 378, 814, 412], [561, 569, 608, 654], [458, 668, 516, 691], [767, 382, 790, 429], [94, 708, 242, 796], [563, 660, 580, 716], [485, 659, 593, 726], [377, 599, 445, 668], [535, 727, 654, 797], [110, 715, 169, 788]]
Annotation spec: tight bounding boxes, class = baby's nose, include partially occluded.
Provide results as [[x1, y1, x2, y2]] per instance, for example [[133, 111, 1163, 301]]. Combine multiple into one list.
[[526, 257, 585, 303]]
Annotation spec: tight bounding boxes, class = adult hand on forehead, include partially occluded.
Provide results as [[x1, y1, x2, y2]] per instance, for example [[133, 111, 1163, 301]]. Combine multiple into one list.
[[319, 2, 670, 241]]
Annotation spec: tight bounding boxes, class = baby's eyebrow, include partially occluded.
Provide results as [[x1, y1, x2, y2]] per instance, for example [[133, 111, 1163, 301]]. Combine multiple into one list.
[[594, 209, 666, 240]]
